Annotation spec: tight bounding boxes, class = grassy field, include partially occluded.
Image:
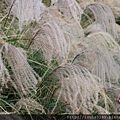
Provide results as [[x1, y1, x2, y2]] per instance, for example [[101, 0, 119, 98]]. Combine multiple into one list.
[[0, 0, 67, 115]]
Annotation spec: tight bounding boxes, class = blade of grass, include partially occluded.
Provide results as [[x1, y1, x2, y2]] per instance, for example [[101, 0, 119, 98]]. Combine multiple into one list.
[[0, 98, 20, 114]]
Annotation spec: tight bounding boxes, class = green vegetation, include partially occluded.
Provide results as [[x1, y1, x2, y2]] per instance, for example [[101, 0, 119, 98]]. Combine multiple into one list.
[[0, 0, 66, 115]]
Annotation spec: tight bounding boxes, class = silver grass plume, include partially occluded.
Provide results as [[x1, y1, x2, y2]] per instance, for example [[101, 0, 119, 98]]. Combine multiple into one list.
[[96, 0, 120, 18], [52, 63, 116, 114], [75, 32, 120, 87], [0, 39, 16, 92], [84, 22, 103, 36], [2, 0, 120, 114], [32, 5, 84, 64], [84, 23, 120, 43], [77, 0, 120, 18], [5, 0, 46, 30], [77, 0, 95, 9], [48, 1, 84, 42], [15, 98, 45, 114], [2, 43, 41, 97], [0, 49, 11, 91], [55, 0, 83, 23], [33, 19, 69, 64], [85, 3, 118, 39]]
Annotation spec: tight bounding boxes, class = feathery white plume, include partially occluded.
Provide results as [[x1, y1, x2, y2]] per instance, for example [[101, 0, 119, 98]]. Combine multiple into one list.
[[84, 22, 103, 36], [0, 49, 11, 91], [75, 32, 120, 87], [0, 39, 16, 91], [32, 4, 84, 64], [15, 98, 45, 113], [96, 0, 120, 18], [32, 19, 69, 64], [5, 0, 46, 30], [53, 63, 115, 114], [85, 3, 117, 39], [55, 0, 83, 23], [2, 44, 41, 97], [77, 0, 95, 9]]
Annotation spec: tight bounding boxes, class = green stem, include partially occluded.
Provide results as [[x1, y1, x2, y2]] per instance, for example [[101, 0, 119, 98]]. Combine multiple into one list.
[[27, 59, 49, 68], [0, 99, 20, 114]]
